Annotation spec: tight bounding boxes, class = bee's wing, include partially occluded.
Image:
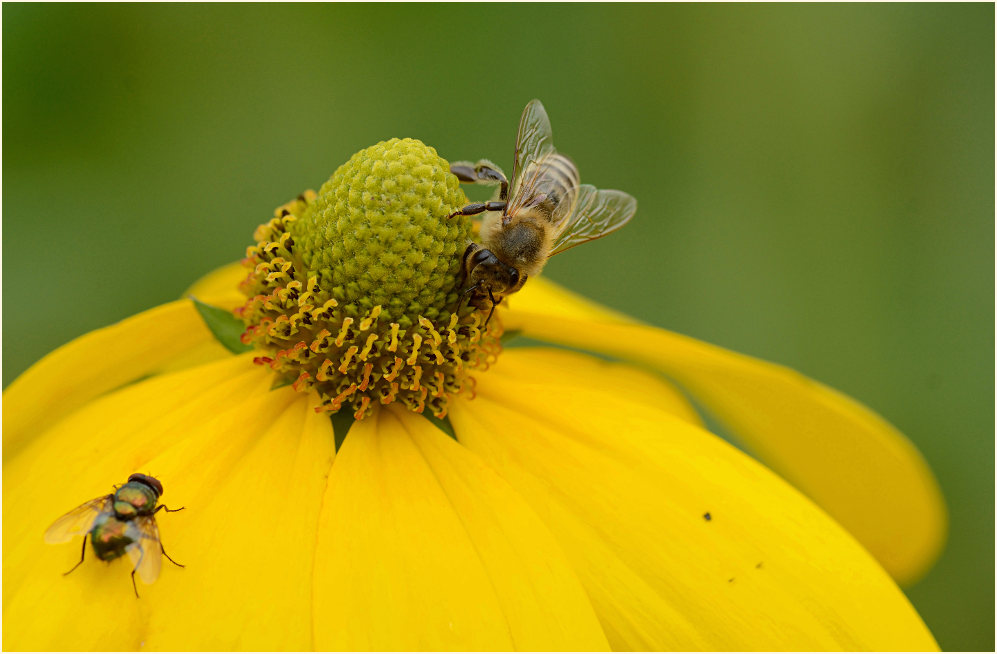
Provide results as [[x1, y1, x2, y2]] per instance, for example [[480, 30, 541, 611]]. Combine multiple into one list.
[[550, 184, 637, 256], [506, 151, 566, 219], [126, 517, 163, 584], [43, 495, 112, 544], [510, 99, 555, 193]]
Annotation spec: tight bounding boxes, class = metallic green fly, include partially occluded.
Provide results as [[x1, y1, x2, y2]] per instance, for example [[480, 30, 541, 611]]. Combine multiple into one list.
[[44, 473, 184, 597]]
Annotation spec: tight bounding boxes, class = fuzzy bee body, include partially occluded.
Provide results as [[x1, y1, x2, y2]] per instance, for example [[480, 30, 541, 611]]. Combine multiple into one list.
[[449, 100, 637, 321]]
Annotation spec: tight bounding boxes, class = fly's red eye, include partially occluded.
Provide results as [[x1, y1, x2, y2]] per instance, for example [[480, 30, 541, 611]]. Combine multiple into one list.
[[128, 473, 164, 496]]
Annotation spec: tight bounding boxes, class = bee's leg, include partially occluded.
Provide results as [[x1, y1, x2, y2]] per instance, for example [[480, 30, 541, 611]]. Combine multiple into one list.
[[63, 537, 88, 576], [450, 163, 481, 184], [450, 162, 478, 182], [484, 288, 497, 326], [450, 160, 509, 200], [458, 282, 479, 311], [161, 543, 185, 569], [471, 161, 509, 201], [447, 201, 506, 220], [153, 504, 185, 514]]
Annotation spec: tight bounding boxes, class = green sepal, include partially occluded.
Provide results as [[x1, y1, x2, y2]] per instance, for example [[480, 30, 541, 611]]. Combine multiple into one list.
[[500, 329, 523, 345], [426, 414, 458, 442], [190, 297, 253, 355], [330, 412, 356, 452]]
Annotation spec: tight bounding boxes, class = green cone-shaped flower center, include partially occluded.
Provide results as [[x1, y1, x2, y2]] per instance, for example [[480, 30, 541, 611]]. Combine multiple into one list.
[[237, 138, 502, 420]]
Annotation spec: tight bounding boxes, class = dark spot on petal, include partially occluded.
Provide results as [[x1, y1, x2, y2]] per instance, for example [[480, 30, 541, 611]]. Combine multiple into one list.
[[728, 578, 735, 583], [703, 512, 712, 521], [756, 562, 763, 569]]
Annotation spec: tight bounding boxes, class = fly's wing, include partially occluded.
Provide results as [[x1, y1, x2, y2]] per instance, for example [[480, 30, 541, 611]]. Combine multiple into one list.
[[550, 184, 637, 256], [44, 496, 112, 544], [510, 99, 555, 196], [126, 516, 163, 584]]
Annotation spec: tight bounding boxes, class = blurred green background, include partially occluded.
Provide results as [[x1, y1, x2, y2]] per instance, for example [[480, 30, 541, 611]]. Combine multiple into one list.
[[3, 4, 992, 649]]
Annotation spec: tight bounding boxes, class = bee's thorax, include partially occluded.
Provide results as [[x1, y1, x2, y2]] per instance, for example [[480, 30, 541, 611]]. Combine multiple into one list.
[[480, 219, 550, 282]]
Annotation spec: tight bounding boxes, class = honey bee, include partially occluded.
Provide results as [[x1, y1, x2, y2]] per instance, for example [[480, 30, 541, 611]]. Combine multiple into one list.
[[449, 99, 637, 322], [44, 473, 184, 597]]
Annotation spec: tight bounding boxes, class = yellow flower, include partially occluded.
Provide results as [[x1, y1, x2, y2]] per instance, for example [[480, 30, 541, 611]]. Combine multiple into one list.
[[3, 138, 943, 651]]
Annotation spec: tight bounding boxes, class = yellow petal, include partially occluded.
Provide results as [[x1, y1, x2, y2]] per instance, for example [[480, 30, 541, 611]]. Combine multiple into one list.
[[3, 355, 268, 596], [450, 348, 938, 651], [490, 347, 702, 426], [313, 404, 610, 651], [3, 355, 330, 650], [503, 305, 946, 585], [505, 275, 634, 323], [184, 261, 248, 310], [3, 300, 231, 459], [140, 392, 334, 650]]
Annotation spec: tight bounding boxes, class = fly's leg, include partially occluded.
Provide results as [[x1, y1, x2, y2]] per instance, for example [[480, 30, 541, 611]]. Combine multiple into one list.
[[152, 504, 185, 568], [153, 504, 185, 514], [63, 537, 88, 576], [161, 543, 185, 569], [130, 550, 143, 599]]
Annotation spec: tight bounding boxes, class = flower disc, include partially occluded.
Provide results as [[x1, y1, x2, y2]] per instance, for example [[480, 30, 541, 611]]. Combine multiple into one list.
[[237, 138, 502, 419]]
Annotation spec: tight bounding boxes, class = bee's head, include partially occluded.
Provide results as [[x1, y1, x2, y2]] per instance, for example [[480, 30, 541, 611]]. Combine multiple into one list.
[[462, 244, 525, 297], [128, 473, 164, 497]]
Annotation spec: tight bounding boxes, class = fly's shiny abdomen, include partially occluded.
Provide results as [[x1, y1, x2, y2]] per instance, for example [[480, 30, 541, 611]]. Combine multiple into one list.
[[90, 515, 135, 561], [514, 153, 580, 224]]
